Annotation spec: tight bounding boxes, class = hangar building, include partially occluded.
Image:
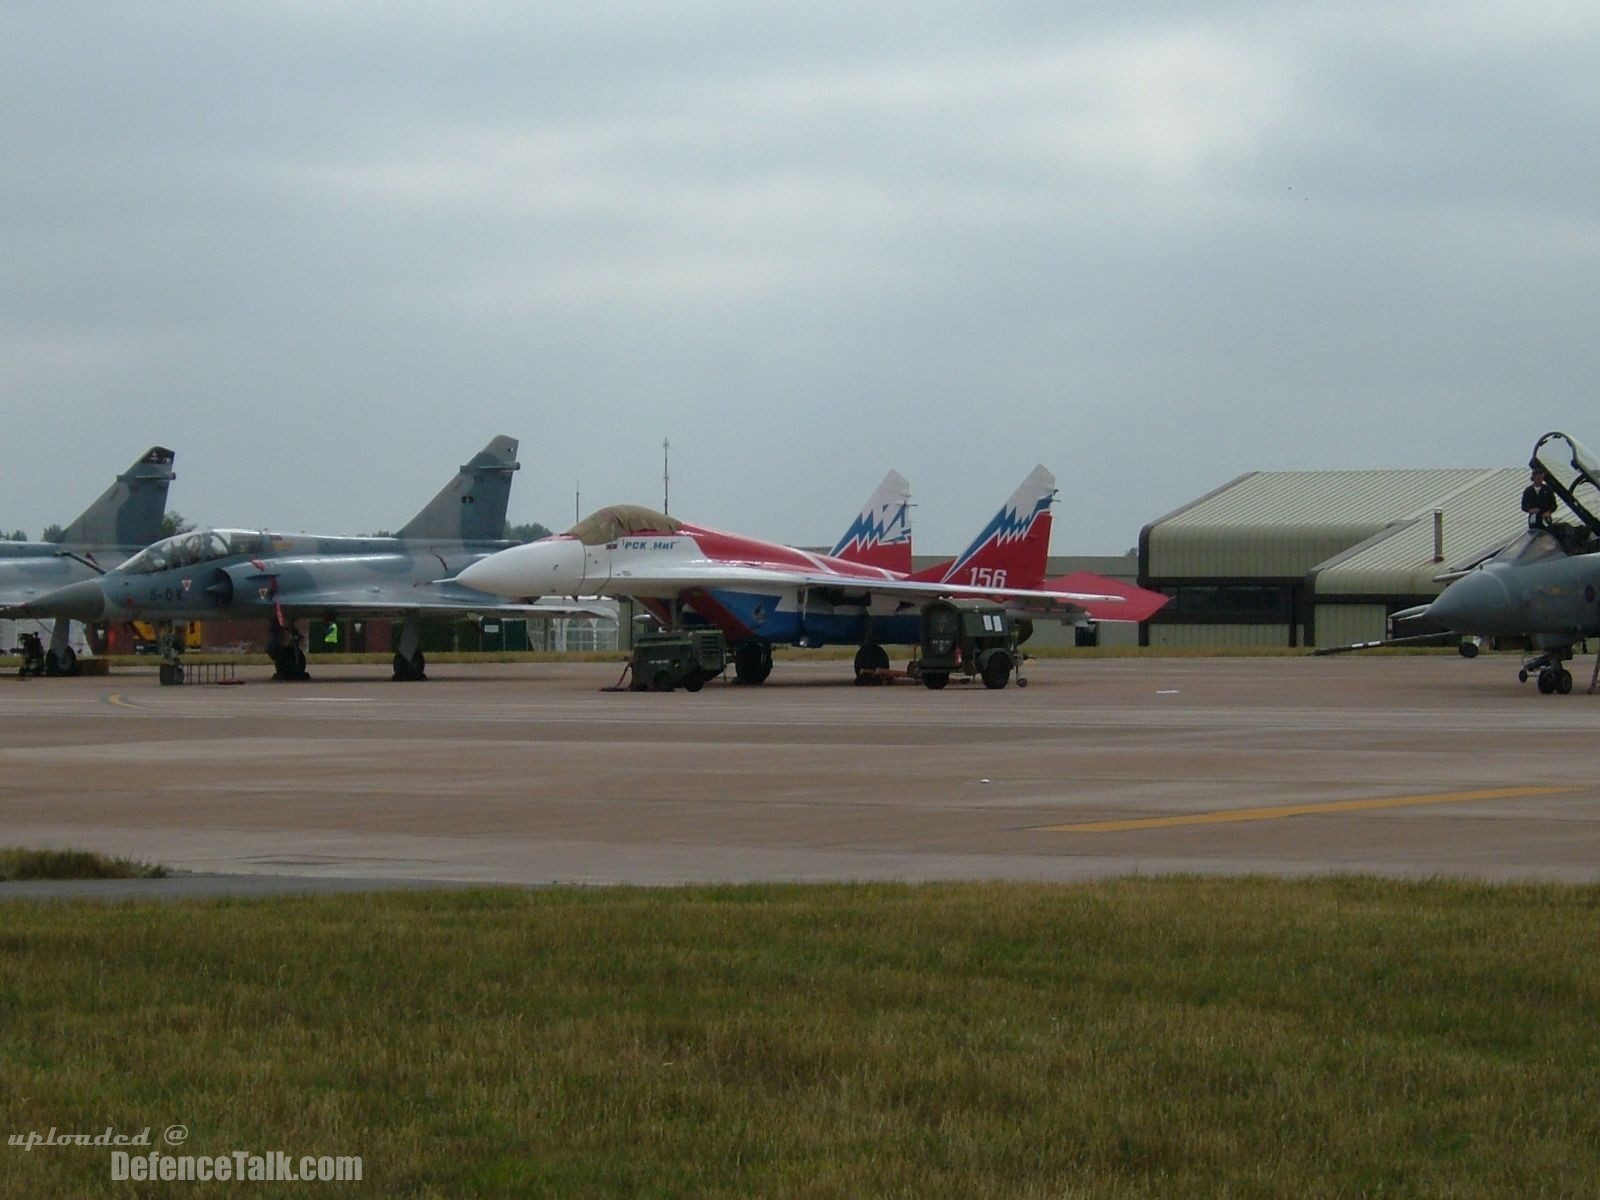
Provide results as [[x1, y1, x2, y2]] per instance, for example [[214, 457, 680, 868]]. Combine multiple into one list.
[[1137, 468, 1531, 649]]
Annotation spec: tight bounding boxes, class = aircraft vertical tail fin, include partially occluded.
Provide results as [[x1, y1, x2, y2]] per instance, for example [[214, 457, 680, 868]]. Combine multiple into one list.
[[55, 446, 176, 548], [830, 470, 912, 573], [398, 435, 521, 542], [937, 464, 1057, 588]]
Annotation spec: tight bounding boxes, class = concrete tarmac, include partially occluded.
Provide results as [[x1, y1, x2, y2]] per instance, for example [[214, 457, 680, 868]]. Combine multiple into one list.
[[2, 655, 1597, 888]]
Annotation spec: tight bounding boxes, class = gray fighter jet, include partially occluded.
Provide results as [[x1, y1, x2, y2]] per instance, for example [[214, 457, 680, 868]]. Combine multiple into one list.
[[1380, 430, 1600, 694], [22, 436, 603, 683], [1, 446, 176, 674]]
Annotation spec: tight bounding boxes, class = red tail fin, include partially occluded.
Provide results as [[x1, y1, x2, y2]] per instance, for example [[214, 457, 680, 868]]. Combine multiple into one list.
[[936, 465, 1057, 589]]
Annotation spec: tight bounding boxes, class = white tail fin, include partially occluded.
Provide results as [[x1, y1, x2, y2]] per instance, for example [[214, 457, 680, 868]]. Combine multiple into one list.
[[831, 471, 912, 573]]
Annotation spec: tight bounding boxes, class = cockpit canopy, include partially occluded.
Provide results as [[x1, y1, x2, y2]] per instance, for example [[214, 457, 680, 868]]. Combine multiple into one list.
[[1494, 528, 1568, 568], [121, 528, 268, 575], [564, 505, 680, 546]]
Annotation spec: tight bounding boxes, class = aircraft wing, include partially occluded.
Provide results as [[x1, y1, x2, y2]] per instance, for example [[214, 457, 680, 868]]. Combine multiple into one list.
[[593, 562, 1139, 621], [272, 581, 613, 621]]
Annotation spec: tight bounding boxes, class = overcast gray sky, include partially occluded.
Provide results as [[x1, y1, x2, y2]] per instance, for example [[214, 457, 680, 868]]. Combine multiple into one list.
[[5, 2, 1598, 554]]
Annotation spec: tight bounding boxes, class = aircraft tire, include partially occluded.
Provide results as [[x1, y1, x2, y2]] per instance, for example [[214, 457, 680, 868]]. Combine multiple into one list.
[[391, 651, 425, 682], [733, 643, 772, 686], [922, 671, 948, 690], [1558, 669, 1574, 694], [1538, 669, 1557, 694], [44, 646, 78, 676], [853, 644, 890, 680]]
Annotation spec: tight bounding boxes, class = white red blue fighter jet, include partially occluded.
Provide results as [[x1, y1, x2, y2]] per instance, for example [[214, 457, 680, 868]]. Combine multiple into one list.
[[456, 466, 1168, 684]]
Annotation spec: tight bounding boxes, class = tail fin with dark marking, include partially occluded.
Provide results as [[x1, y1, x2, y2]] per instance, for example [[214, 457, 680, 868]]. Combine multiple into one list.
[[56, 446, 176, 548], [398, 436, 521, 542], [830, 470, 912, 573]]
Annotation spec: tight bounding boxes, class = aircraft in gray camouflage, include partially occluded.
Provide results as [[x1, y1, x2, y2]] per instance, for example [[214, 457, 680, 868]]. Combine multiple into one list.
[[1335, 430, 1600, 695], [1, 446, 177, 675], [21, 436, 605, 683]]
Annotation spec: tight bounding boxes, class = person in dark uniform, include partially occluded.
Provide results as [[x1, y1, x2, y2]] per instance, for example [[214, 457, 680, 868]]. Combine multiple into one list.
[[1522, 466, 1557, 530]]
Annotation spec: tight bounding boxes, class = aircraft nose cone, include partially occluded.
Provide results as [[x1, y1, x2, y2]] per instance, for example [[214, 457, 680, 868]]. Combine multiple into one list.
[[457, 539, 584, 598], [1426, 570, 1514, 635], [23, 579, 109, 623], [455, 552, 525, 598]]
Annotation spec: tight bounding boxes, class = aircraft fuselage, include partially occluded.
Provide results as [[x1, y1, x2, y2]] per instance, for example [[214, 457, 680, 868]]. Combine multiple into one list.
[[22, 529, 518, 624], [1426, 546, 1600, 645], [468, 527, 939, 648]]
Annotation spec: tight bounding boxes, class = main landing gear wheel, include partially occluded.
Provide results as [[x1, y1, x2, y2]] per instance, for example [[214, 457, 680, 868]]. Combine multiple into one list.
[[272, 645, 309, 682], [733, 642, 773, 685], [853, 644, 890, 683], [44, 646, 78, 676], [921, 670, 949, 690], [391, 651, 427, 682]]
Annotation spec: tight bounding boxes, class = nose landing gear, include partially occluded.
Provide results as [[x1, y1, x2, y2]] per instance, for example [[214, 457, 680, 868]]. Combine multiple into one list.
[[1518, 651, 1575, 695]]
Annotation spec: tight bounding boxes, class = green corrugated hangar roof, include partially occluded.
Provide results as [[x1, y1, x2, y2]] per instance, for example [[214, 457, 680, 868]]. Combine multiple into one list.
[[1311, 469, 1532, 595], [1142, 468, 1530, 580]]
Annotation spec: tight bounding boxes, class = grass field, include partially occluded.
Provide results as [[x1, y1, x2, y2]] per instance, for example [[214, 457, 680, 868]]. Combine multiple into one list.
[[3, 878, 1598, 1198], [0, 848, 165, 881]]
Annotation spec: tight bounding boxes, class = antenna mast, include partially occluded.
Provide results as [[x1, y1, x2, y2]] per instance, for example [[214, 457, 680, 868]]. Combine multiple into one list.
[[662, 438, 670, 515]]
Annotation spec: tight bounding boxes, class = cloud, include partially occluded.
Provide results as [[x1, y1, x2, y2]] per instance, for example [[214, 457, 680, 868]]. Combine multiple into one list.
[[3, 2, 1599, 549]]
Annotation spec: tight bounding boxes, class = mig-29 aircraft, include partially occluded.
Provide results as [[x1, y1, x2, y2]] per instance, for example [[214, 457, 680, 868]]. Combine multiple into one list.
[[22, 436, 603, 683], [456, 465, 1167, 686], [0, 446, 176, 675]]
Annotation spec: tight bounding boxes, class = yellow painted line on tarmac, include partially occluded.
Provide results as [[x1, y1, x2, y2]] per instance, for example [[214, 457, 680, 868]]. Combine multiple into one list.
[[1037, 785, 1577, 833], [105, 693, 140, 710]]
